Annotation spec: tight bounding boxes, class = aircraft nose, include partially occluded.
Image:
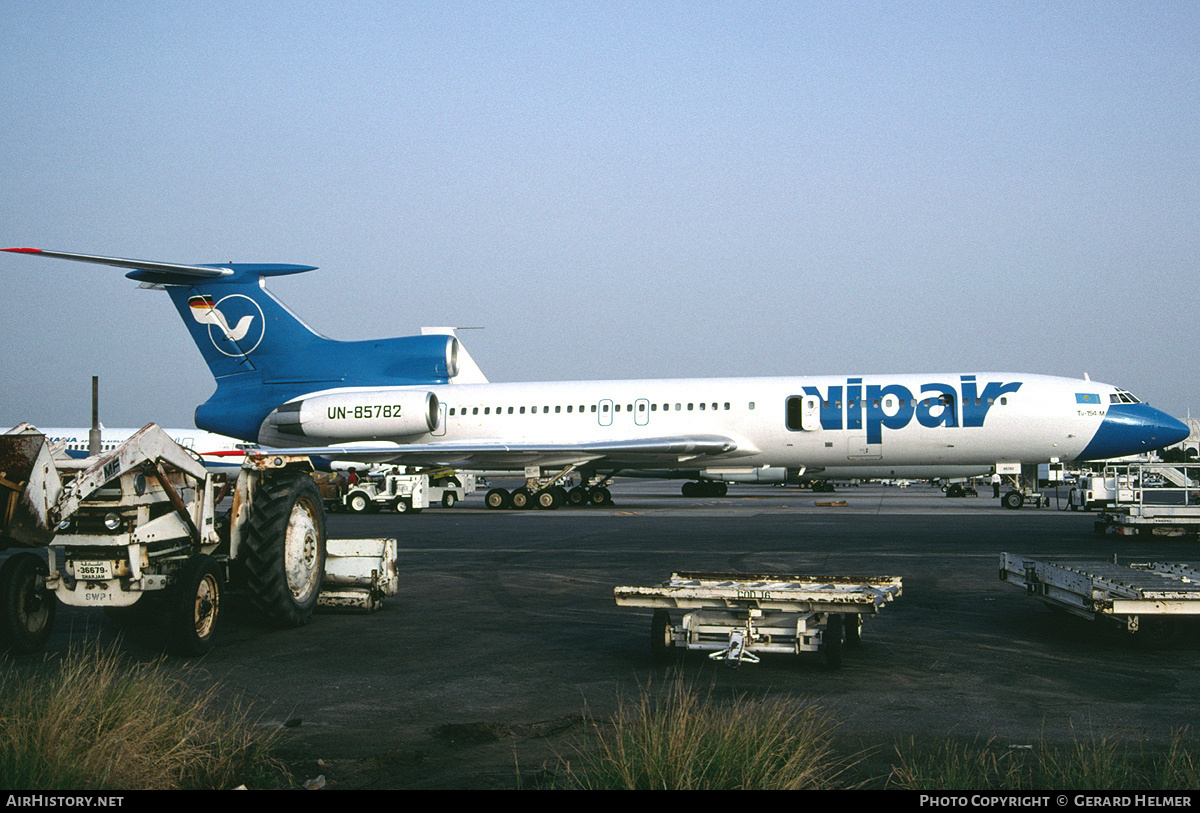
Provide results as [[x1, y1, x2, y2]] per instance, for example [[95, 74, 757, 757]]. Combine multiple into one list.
[[1077, 403, 1192, 461]]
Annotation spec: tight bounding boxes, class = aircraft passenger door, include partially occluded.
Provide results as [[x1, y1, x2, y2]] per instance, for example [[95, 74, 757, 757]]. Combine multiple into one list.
[[787, 395, 823, 431], [598, 399, 613, 427], [800, 395, 821, 431], [634, 398, 649, 426]]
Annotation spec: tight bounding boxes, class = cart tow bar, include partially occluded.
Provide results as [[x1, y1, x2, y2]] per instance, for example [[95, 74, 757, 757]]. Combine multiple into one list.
[[710, 624, 761, 667]]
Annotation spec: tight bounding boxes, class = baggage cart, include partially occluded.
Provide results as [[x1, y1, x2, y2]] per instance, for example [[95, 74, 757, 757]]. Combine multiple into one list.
[[999, 552, 1200, 648], [614, 571, 902, 668]]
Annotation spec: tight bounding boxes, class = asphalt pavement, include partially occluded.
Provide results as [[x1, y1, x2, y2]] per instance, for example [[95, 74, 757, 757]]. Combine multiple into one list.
[[8, 481, 1200, 789]]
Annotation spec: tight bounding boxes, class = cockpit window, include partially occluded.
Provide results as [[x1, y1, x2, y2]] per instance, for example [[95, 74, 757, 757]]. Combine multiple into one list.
[[1109, 390, 1142, 404]]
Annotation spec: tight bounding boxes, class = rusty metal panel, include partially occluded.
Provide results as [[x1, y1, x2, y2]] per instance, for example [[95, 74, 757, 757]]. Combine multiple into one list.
[[0, 429, 63, 548], [614, 572, 902, 613]]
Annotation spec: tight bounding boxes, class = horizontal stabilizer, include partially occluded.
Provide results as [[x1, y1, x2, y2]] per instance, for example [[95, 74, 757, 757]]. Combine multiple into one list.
[[2, 248, 315, 286]]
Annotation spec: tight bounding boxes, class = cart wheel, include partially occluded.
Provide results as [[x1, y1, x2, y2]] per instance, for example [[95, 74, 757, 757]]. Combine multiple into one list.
[[651, 609, 677, 665], [170, 554, 223, 656], [395, 498, 411, 514], [821, 613, 844, 669], [1134, 617, 1181, 650], [442, 492, 457, 508], [0, 552, 56, 654], [348, 492, 371, 514], [844, 614, 862, 648]]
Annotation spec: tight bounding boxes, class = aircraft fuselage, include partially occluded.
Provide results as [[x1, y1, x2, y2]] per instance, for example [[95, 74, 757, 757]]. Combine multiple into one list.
[[255, 372, 1172, 470]]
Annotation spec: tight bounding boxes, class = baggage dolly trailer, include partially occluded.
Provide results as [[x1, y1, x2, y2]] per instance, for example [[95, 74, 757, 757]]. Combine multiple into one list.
[[999, 553, 1200, 648], [614, 572, 903, 668]]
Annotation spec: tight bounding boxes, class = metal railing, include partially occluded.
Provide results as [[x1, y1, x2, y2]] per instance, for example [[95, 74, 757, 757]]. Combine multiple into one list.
[[1103, 463, 1200, 510]]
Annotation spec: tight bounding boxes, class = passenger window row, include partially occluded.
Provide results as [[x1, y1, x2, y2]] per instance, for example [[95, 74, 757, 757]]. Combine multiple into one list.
[[446, 401, 745, 417]]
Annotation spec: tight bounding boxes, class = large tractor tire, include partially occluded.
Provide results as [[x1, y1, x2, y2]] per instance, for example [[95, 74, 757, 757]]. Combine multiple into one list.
[[0, 552, 56, 654], [242, 472, 327, 627]]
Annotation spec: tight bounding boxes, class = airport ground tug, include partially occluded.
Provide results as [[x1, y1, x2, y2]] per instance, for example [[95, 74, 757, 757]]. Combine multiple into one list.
[[322, 471, 431, 514], [0, 423, 396, 655], [1000, 553, 1200, 649], [320, 468, 474, 514], [614, 572, 903, 668]]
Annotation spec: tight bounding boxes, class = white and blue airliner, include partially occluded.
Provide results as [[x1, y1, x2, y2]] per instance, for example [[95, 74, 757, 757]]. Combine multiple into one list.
[[5, 248, 1189, 509]]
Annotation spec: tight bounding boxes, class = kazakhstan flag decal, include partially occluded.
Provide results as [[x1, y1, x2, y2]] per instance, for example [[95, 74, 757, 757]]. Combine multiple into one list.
[[1076, 393, 1101, 404]]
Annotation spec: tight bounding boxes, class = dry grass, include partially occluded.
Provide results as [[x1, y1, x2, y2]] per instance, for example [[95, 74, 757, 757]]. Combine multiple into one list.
[[558, 677, 1200, 791], [559, 678, 847, 790], [0, 643, 291, 790], [888, 730, 1200, 790]]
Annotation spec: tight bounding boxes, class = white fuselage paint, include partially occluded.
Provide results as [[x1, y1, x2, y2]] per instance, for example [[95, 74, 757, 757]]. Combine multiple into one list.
[[259, 372, 1110, 470]]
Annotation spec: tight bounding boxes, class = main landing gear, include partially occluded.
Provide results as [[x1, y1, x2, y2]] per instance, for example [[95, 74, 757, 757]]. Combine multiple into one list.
[[485, 484, 613, 509], [484, 470, 616, 510]]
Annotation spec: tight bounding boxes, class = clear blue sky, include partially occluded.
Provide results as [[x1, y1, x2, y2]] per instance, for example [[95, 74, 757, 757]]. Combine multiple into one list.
[[2, 1, 1197, 428]]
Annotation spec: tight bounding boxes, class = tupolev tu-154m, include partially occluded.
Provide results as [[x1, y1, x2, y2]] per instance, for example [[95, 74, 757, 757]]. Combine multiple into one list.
[[4, 247, 1189, 509]]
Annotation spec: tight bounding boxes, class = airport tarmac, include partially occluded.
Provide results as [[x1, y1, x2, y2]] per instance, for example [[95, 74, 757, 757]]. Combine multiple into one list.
[[7, 481, 1200, 789]]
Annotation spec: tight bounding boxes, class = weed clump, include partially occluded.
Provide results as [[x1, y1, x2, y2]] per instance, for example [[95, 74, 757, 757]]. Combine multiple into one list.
[[561, 678, 844, 790], [0, 643, 290, 790]]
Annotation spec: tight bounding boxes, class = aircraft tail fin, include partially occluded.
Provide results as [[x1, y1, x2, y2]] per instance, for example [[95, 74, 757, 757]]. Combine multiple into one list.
[[3, 248, 464, 440]]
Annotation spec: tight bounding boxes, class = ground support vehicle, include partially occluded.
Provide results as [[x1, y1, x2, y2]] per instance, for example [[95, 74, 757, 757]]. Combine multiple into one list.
[[999, 553, 1200, 648], [0, 423, 385, 656], [329, 473, 430, 514], [426, 470, 475, 508], [1068, 473, 1135, 512], [1087, 464, 1200, 537], [614, 571, 903, 669], [1039, 462, 1075, 488]]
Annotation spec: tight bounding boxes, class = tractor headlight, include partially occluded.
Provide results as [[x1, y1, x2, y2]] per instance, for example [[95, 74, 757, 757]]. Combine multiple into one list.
[[103, 513, 123, 531]]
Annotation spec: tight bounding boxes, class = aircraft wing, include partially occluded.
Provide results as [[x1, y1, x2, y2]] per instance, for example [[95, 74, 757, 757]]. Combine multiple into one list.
[[260, 434, 747, 470]]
